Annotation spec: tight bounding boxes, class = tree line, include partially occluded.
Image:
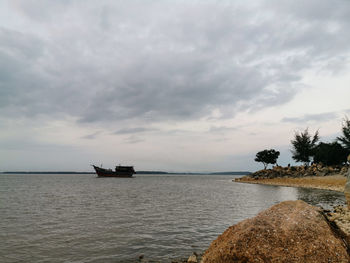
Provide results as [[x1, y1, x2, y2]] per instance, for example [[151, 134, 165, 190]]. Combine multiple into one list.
[[255, 117, 350, 169]]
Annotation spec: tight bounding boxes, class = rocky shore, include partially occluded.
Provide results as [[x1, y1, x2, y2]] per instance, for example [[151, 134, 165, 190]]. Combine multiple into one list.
[[201, 200, 350, 263], [145, 166, 350, 263], [197, 165, 350, 262], [251, 164, 348, 178], [235, 165, 349, 192]]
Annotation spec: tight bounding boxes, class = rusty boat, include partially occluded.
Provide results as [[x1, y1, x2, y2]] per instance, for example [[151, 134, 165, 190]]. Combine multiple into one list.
[[92, 165, 135, 177]]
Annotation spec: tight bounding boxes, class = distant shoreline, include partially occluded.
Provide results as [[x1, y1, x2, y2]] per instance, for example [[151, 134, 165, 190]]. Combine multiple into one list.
[[0, 171, 95, 174], [1, 171, 251, 175]]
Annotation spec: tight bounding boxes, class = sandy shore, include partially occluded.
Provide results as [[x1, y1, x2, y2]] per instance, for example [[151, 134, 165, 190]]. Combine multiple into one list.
[[235, 174, 346, 192]]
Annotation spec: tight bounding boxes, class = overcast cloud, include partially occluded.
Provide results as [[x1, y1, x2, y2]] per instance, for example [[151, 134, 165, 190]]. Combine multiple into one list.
[[282, 112, 339, 124], [1, 0, 350, 171]]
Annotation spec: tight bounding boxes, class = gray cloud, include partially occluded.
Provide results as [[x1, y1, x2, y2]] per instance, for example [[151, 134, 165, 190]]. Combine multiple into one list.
[[81, 131, 101, 140], [1, 1, 350, 125], [0, 136, 76, 151], [124, 135, 144, 144], [0, 28, 49, 115], [209, 126, 239, 133], [114, 127, 158, 135], [282, 112, 338, 123]]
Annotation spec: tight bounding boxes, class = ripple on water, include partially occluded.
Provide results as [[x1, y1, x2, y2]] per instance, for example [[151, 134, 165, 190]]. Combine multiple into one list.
[[0, 174, 345, 262]]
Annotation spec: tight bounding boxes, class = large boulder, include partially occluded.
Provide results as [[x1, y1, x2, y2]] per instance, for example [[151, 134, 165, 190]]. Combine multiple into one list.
[[201, 200, 349, 263]]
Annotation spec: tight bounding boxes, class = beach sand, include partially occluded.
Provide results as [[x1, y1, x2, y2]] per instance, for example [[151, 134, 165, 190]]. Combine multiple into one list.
[[235, 174, 346, 192]]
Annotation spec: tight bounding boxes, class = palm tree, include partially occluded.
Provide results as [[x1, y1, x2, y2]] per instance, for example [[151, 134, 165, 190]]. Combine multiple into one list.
[[337, 116, 350, 154], [291, 128, 319, 165]]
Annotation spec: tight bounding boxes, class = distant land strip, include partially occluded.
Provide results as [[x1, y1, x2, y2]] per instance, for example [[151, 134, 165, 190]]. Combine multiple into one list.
[[1, 171, 95, 174], [1, 171, 251, 175], [136, 171, 251, 175]]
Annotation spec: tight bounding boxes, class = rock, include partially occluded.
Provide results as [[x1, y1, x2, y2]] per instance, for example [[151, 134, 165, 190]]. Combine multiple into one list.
[[138, 254, 149, 262], [273, 166, 283, 172], [340, 167, 348, 175], [326, 205, 350, 246], [316, 171, 326, 177], [321, 167, 330, 175], [201, 200, 349, 263], [187, 252, 198, 263], [247, 165, 349, 180]]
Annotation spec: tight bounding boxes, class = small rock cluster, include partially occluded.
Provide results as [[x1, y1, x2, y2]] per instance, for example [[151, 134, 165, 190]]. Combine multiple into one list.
[[186, 252, 199, 263], [326, 205, 350, 245], [249, 164, 349, 179], [137, 252, 200, 263]]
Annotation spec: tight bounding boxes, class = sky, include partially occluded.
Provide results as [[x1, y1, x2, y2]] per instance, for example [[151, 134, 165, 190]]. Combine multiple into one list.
[[1, 0, 350, 172]]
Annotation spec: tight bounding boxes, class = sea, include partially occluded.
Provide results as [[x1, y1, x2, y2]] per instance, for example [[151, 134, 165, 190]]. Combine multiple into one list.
[[0, 173, 345, 263]]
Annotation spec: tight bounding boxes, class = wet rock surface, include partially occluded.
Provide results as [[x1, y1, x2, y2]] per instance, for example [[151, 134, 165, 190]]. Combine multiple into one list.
[[201, 200, 349, 263]]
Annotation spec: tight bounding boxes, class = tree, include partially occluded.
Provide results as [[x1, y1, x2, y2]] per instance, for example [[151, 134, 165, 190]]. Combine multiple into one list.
[[255, 149, 280, 169], [291, 128, 319, 165], [313, 142, 347, 166], [337, 116, 350, 154]]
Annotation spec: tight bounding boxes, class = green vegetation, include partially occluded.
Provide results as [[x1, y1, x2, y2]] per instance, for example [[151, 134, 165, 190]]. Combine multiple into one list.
[[255, 149, 280, 169], [291, 128, 319, 165], [255, 115, 350, 169], [337, 117, 350, 154], [313, 142, 347, 166]]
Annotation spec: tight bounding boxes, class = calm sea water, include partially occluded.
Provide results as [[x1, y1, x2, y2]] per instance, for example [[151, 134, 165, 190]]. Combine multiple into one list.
[[0, 174, 345, 263]]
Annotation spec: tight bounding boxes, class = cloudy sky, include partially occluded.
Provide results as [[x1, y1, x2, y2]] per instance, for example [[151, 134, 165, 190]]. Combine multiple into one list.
[[1, 0, 350, 172]]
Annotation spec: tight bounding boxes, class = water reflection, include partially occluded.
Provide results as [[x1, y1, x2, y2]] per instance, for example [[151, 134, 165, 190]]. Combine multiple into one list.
[[252, 184, 299, 203], [296, 187, 345, 210], [247, 183, 345, 211]]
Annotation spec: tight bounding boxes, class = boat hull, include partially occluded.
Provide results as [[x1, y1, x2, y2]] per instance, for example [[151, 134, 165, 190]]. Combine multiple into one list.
[[92, 165, 135, 177]]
